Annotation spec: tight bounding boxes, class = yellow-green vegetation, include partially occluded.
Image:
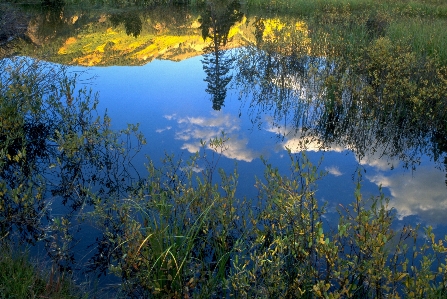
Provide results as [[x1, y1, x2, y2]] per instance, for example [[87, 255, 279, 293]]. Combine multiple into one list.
[[90, 144, 447, 298], [244, 0, 447, 63], [0, 246, 84, 299], [4, 0, 447, 66], [48, 10, 248, 65], [246, 0, 447, 18]]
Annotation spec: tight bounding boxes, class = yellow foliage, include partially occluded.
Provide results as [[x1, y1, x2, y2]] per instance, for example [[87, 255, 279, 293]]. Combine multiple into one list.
[[58, 47, 68, 55], [96, 44, 106, 53], [261, 18, 311, 55], [65, 37, 77, 45], [262, 18, 286, 41], [54, 16, 251, 65], [58, 37, 78, 55], [106, 27, 117, 34], [133, 35, 193, 59], [295, 21, 307, 33], [76, 53, 103, 66], [228, 26, 240, 40]]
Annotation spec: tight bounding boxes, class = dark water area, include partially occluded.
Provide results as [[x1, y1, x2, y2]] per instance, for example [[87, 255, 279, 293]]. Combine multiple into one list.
[[2, 0, 447, 295]]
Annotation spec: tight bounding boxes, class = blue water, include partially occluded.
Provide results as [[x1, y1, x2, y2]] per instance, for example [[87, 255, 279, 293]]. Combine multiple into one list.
[[70, 54, 447, 236]]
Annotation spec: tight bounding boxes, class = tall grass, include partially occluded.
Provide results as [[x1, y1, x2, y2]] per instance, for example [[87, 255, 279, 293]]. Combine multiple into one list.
[[387, 18, 447, 63], [245, 0, 447, 18], [0, 245, 85, 298]]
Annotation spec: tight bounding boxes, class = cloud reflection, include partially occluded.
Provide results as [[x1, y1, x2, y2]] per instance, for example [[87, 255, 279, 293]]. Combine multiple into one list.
[[326, 166, 342, 176], [367, 167, 447, 226], [265, 121, 398, 172], [265, 124, 345, 153], [356, 150, 399, 171], [166, 112, 259, 162], [156, 126, 172, 133]]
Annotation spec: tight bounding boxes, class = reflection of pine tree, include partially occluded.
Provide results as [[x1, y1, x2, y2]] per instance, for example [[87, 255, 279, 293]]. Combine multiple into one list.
[[200, 0, 243, 110], [202, 49, 233, 110], [110, 12, 142, 38], [37, 0, 66, 40]]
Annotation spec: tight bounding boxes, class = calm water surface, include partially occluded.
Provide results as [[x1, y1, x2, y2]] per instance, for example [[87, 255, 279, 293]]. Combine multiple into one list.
[[5, 2, 447, 242], [70, 54, 447, 234]]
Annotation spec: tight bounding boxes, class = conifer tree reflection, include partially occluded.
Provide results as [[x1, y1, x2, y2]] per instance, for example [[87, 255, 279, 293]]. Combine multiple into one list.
[[110, 11, 142, 38], [33, 0, 67, 41], [200, 0, 243, 110]]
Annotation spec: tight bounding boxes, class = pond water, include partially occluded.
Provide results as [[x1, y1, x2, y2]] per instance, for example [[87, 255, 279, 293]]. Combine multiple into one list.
[[79, 53, 447, 230], [3, 0, 447, 287]]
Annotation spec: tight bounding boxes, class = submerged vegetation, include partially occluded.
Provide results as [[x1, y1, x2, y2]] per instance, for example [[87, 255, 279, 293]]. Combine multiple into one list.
[[1, 0, 447, 298]]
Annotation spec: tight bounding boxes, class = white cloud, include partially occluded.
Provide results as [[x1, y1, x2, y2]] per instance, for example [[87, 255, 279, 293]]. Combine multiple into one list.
[[265, 123, 346, 153], [169, 111, 260, 162], [265, 121, 400, 171], [367, 167, 447, 226], [156, 126, 172, 133], [164, 114, 176, 120], [326, 166, 342, 176], [217, 138, 258, 162], [283, 136, 345, 153], [180, 165, 204, 173], [181, 143, 201, 153], [356, 150, 399, 171]]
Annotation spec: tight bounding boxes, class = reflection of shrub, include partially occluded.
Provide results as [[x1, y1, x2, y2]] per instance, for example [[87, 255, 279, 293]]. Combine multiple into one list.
[[260, 18, 311, 56], [2, 55, 447, 298], [0, 57, 145, 264]]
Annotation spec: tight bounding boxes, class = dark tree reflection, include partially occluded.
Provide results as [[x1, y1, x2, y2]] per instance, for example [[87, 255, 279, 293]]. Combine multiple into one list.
[[110, 11, 143, 38], [0, 58, 145, 272], [200, 0, 243, 110], [235, 25, 447, 172], [34, 0, 70, 41]]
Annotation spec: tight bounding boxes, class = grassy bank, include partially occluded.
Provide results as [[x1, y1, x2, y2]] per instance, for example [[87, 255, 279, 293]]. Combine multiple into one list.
[[246, 0, 447, 18], [0, 246, 85, 298], [244, 0, 447, 63]]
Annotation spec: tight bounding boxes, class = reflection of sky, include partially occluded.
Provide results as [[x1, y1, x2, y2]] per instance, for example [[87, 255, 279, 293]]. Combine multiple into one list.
[[367, 166, 447, 226], [163, 113, 260, 162], [266, 120, 447, 227], [71, 55, 447, 230]]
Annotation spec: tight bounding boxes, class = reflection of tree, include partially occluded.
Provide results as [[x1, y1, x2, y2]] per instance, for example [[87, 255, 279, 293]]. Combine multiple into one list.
[[34, 0, 66, 40], [22, 0, 89, 47], [202, 51, 232, 110], [234, 18, 312, 129], [0, 58, 144, 272], [200, 0, 243, 110], [110, 11, 142, 38], [235, 33, 447, 172]]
